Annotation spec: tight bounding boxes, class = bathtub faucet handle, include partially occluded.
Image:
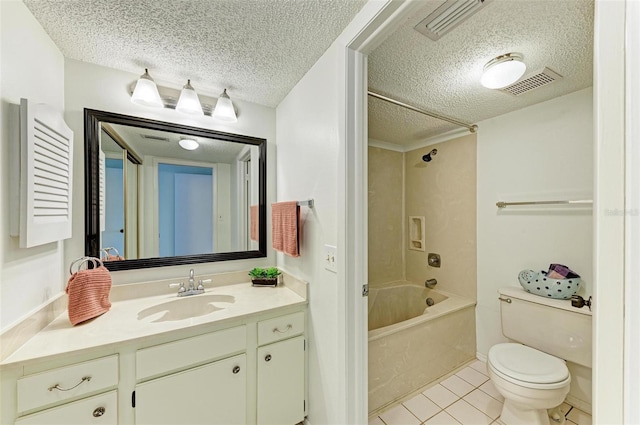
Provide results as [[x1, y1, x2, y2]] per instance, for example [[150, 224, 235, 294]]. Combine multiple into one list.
[[425, 278, 437, 289]]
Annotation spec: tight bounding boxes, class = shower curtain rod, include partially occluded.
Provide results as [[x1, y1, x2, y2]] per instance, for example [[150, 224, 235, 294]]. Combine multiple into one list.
[[367, 90, 478, 133]]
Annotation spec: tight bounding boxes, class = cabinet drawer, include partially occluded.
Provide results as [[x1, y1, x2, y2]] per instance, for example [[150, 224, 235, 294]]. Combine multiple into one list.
[[15, 390, 117, 425], [136, 325, 246, 380], [258, 311, 304, 346], [17, 355, 118, 414]]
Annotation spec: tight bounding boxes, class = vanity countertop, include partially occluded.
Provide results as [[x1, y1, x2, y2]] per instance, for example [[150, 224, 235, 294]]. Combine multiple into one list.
[[1, 280, 306, 367]]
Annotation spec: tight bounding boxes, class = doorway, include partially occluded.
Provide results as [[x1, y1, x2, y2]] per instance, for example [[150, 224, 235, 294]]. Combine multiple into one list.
[[158, 163, 214, 256]]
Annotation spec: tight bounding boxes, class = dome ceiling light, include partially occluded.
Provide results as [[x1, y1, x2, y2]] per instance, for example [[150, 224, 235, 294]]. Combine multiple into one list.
[[481, 53, 526, 89]]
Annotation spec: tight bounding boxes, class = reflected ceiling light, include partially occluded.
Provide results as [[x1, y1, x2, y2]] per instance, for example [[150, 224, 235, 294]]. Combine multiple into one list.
[[131, 69, 164, 108], [212, 89, 238, 122], [480, 53, 526, 89], [179, 138, 199, 150], [176, 80, 204, 116]]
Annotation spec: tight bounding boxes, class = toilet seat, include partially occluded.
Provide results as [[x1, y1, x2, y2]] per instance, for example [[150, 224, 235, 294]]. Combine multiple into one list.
[[488, 343, 570, 390]]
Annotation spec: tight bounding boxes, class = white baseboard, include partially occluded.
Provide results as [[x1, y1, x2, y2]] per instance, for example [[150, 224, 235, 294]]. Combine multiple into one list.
[[476, 352, 487, 362]]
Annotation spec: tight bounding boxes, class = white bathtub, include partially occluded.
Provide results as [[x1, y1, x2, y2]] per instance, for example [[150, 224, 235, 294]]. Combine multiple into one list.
[[368, 281, 476, 414]]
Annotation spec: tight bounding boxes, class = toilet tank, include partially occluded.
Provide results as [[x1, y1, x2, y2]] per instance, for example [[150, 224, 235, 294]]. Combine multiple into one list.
[[498, 287, 592, 368]]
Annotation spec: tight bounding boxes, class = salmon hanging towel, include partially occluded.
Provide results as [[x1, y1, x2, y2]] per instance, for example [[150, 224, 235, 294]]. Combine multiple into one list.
[[66, 265, 112, 326], [250, 205, 259, 242], [272, 201, 300, 257]]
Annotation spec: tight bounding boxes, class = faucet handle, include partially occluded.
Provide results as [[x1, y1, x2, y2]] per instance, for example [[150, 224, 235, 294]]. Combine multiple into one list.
[[197, 279, 211, 290], [169, 282, 186, 292]]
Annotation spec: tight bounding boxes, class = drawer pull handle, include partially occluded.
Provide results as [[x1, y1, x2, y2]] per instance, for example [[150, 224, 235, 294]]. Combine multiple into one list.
[[265, 354, 272, 362], [93, 407, 106, 417], [232, 366, 241, 374], [273, 324, 292, 333], [48, 376, 91, 392]]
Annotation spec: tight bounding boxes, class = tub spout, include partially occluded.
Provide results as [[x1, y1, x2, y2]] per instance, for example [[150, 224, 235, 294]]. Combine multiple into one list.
[[425, 278, 437, 289]]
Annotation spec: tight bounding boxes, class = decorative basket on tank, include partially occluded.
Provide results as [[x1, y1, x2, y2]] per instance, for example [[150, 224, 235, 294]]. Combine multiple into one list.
[[518, 267, 582, 300]]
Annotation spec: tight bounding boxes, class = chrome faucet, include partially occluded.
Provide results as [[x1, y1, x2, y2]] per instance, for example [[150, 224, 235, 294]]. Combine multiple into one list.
[[169, 269, 206, 297], [188, 269, 195, 291], [425, 278, 438, 289]]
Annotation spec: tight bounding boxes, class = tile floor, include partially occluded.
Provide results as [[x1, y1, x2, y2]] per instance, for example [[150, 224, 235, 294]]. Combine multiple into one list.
[[369, 360, 592, 425]]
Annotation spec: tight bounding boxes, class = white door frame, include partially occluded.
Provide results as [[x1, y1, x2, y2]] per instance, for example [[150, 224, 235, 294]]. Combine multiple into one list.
[[623, 1, 640, 423], [340, 1, 439, 422]]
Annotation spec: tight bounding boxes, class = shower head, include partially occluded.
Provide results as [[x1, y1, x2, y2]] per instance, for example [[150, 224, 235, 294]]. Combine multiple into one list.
[[422, 149, 438, 162]]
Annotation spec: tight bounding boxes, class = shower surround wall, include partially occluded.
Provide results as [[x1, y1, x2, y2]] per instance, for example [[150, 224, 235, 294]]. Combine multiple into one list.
[[368, 147, 404, 286], [405, 135, 477, 299], [368, 134, 477, 294]]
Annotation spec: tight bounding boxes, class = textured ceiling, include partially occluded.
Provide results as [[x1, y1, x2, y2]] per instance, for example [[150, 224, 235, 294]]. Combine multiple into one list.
[[23, 0, 367, 107], [107, 123, 246, 164], [23, 0, 593, 146], [368, 0, 594, 147]]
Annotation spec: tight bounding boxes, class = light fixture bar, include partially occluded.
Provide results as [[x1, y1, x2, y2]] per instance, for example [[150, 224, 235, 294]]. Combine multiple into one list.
[[367, 90, 477, 133], [128, 82, 215, 115]]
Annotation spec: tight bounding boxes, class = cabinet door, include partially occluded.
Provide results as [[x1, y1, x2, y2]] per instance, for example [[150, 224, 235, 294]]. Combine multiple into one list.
[[135, 354, 246, 425], [257, 336, 305, 425], [15, 391, 117, 425]]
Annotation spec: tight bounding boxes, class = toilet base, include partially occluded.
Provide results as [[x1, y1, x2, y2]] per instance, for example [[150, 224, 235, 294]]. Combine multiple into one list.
[[500, 399, 551, 425]]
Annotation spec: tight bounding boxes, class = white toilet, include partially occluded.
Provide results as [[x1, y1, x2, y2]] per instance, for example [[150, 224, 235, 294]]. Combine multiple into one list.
[[488, 287, 592, 425]]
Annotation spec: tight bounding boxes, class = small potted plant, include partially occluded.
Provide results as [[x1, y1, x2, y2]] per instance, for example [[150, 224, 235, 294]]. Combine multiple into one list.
[[249, 267, 281, 287]]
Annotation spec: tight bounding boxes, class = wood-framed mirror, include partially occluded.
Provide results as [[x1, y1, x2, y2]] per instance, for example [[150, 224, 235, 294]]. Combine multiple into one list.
[[84, 109, 267, 271]]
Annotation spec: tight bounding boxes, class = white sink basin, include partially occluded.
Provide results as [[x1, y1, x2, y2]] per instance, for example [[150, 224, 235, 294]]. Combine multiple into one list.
[[137, 294, 236, 323]]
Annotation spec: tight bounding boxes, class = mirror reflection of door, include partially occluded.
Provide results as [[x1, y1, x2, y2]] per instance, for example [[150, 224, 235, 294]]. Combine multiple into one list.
[[100, 126, 142, 260], [158, 164, 214, 256], [104, 158, 124, 254], [245, 159, 252, 249]]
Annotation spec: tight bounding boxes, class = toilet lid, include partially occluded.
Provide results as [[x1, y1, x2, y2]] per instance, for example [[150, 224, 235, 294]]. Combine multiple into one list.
[[488, 343, 569, 385]]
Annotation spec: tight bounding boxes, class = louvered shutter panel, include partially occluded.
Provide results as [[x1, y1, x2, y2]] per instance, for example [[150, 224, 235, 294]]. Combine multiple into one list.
[[17, 99, 73, 247]]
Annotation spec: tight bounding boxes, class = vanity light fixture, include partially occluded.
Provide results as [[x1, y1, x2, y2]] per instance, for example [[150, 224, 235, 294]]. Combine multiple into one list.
[[212, 89, 237, 122], [176, 80, 204, 116], [178, 138, 199, 151], [480, 53, 526, 89], [131, 69, 164, 108], [129, 70, 239, 121]]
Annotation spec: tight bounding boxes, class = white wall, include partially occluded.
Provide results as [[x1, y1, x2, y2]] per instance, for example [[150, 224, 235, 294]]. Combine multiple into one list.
[[0, 1, 66, 331], [477, 87, 593, 407], [63, 59, 277, 285], [276, 42, 344, 424]]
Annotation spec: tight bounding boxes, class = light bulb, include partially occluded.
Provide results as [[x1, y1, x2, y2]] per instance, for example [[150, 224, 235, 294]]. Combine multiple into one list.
[[176, 80, 204, 116]]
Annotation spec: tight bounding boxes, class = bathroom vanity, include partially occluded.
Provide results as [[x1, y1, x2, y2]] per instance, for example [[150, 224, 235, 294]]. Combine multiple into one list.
[[0, 273, 307, 424]]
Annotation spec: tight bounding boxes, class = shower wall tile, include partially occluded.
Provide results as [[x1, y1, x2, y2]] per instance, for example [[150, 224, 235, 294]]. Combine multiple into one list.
[[368, 147, 404, 286], [404, 135, 477, 299]]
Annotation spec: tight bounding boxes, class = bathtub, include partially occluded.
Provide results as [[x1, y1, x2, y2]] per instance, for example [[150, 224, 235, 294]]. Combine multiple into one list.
[[368, 281, 476, 414]]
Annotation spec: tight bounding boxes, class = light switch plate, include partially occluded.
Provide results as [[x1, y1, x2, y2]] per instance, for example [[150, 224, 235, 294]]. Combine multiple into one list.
[[324, 244, 337, 273]]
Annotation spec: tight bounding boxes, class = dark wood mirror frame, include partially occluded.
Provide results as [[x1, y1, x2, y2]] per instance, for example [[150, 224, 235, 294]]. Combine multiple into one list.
[[84, 109, 267, 271]]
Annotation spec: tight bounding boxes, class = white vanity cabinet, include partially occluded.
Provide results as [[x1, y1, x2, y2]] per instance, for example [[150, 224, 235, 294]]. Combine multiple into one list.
[[135, 354, 247, 425], [1, 284, 307, 425], [256, 312, 306, 425], [133, 325, 248, 425]]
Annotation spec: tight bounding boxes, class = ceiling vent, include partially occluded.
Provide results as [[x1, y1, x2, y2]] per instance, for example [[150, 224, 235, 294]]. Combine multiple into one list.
[[140, 134, 169, 142], [501, 67, 564, 96], [414, 0, 492, 41]]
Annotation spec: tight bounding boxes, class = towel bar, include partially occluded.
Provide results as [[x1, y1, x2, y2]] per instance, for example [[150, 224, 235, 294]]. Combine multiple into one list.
[[297, 199, 314, 208], [496, 199, 593, 209]]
